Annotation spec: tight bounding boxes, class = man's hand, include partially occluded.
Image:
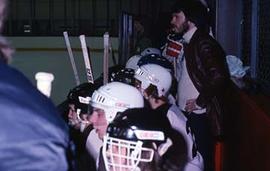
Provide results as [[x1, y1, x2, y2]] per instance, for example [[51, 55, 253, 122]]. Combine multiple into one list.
[[185, 99, 201, 112]]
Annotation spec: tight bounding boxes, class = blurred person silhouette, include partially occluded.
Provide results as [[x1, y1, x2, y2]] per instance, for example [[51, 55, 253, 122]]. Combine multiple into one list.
[[133, 15, 152, 55], [0, 0, 69, 170]]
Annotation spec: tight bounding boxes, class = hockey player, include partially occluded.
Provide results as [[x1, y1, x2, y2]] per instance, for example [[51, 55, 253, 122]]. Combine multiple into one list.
[[89, 81, 144, 140], [86, 82, 144, 169], [65, 82, 101, 171], [137, 53, 178, 100], [67, 83, 95, 131], [140, 47, 161, 57], [101, 108, 188, 171], [137, 53, 173, 72], [125, 54, 142, 71], [134, 63, 204, 171], [125, 47, 162, 71], [94, 65, 125, 87], [110, 68, 135, 86]]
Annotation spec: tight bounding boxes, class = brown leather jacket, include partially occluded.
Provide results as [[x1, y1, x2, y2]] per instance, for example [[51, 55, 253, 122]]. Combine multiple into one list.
[[184, 29, 232, 137]]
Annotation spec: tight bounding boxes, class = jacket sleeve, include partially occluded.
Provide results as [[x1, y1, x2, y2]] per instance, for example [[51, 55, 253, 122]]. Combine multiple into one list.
[[195, 39, 230, 108]]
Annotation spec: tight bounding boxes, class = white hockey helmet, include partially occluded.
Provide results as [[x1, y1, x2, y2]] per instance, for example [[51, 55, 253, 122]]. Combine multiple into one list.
[[125, 55, 142, 71], [134, 64, 172, 97], [140, 47, 161, 57], [90, 82, 144, 123]]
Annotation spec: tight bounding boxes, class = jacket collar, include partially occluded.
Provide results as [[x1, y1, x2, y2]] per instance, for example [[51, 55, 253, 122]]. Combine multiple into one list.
[[183, 26, 197, 43]]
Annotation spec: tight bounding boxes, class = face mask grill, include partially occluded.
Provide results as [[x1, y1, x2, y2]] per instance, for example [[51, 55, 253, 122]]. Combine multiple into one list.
[[102, 135, 154, 171]]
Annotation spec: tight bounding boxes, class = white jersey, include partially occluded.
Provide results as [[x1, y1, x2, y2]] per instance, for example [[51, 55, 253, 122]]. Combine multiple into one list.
[[167, 105, 204, 171], [85, 130, 103, 161], [177, 57, 206, 114]]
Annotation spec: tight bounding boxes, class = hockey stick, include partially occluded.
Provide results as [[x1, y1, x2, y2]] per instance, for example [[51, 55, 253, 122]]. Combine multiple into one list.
[[103, 32, 110, 85], [63, 31, 80, 86], [79, 35, 94, 84]]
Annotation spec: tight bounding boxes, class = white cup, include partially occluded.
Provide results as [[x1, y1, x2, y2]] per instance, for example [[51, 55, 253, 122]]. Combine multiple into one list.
[[35, 72, 54, 97]]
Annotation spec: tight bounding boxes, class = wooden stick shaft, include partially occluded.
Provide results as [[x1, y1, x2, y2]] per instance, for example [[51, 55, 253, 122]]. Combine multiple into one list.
[[63, 31, 80, 85], [79, 35, 94, 84], [103, 32, 109, 85]]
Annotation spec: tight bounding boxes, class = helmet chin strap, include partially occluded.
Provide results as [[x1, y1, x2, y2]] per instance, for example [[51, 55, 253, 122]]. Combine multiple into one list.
[[80, 122, 87, 132], [75, 108, 90, 132], [158, 138, 173, 156]]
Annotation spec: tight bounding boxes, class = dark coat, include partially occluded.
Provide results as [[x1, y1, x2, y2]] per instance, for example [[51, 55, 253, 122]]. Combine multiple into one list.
[[0, 60, 69, 170], [184, 29, 232, 137]]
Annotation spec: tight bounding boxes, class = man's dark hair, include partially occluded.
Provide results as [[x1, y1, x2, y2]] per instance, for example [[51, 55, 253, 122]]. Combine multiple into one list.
[[171, 0, 210, 32]]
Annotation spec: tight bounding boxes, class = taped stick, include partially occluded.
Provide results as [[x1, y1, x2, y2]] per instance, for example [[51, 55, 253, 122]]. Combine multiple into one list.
[[79, 35, 94, 84], [63, 31, 80, 86], [103, 32, 109, 85]]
